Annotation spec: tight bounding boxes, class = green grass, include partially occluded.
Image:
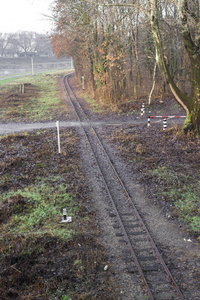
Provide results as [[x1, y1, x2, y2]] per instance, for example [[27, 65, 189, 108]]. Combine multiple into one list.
[[82, 92, 104, 113], [0, 71, 70, 122], [0, 77, 20, 85], [161, 186, 200, 233], [153, 166, 200, 233], [1, 176, 78, 239], [173, 187, 200, 232], [151, 166, 182, 186]]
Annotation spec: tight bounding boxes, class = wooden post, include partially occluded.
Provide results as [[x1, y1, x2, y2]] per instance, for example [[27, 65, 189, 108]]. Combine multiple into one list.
[[19, 83, 24, 93]]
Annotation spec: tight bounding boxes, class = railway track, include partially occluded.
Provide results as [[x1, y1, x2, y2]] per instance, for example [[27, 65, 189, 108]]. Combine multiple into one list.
[[63, 74, 185, 300]]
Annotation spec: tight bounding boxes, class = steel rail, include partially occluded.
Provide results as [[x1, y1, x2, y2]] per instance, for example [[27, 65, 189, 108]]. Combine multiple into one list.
[[63, 74, 185, 300]]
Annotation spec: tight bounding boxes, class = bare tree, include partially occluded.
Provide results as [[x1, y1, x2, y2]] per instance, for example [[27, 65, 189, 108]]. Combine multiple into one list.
[[2, 31, 52, 57], [0, 33, 9, 56], [17, 31, 36, 56], [34, 34, 52, 56]]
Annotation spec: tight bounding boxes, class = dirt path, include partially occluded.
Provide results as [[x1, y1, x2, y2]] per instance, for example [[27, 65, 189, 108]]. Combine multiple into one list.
[[61, 76, 200, 299]]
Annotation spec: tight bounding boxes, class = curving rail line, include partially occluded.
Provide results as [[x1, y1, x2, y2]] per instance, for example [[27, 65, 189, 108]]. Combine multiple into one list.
[[63, 73, 185, 300]]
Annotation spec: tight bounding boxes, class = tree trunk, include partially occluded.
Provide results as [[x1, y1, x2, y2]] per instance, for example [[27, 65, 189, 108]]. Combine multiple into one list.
[[180, 0, 200, 133], [150, 0, 200, 134], [149, 62, 157, 105]]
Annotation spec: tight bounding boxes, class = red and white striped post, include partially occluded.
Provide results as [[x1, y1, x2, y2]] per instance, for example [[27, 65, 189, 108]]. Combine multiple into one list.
[[147, 116, 186, 128]]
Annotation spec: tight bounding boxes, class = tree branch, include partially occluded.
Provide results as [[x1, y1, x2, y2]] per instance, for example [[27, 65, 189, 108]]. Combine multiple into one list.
[[81, 0, 150, 16], [82, 0, 136, 7]]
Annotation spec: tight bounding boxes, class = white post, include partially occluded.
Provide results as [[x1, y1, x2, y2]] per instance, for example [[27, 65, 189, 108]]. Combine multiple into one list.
[[56, 121, 61, 154], [71, 56, 73, 69], [82, 76, 84, 90], [31, 57, 34, 75]]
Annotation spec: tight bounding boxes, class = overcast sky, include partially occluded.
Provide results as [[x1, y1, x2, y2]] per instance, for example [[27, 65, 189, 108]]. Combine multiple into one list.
[[0, 0, 54, 34]]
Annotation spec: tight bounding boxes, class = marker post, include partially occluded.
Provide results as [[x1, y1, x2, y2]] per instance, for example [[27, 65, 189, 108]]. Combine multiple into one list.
[[141, 103, 145, 116], [147, 116, 151, 127], [56, 121, 61, 155], [163, 118, 167, 130], [60, 208, 72, 223], [81, 76, 84, 90]]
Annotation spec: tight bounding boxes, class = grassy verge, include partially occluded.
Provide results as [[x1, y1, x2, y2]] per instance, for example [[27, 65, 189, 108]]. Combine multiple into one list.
[[107, 125, 200, 238], [0, 130, 118, 299], [81, 92, 104, 113], [0, 72, 118, 299], [0, 71, 69, 123]]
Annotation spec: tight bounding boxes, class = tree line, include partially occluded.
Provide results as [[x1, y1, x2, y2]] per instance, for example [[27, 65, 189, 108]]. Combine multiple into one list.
[[0, 31, 53, 58], [51, 0, 200, 133]]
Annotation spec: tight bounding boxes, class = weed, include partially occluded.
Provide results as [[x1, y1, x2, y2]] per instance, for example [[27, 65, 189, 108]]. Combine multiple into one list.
[[151, 166, 181, 186], [62, 296, 72, 300], [174, 188, 200, 233]]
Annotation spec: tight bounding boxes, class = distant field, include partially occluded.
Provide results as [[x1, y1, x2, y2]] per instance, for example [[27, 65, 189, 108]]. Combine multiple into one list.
[[0, 56, 73, 79], [0, 70, 70, 123], [0, 56, 71, 68]]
